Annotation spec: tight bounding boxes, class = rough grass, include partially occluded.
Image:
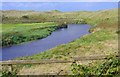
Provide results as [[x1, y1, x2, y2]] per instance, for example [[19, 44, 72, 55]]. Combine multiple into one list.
[[2, 9, 117, 24], [15, 8, 118, 60], [1, 22, 60, 46], [17, 28, 118, 60], [16, 22, 118, 75]]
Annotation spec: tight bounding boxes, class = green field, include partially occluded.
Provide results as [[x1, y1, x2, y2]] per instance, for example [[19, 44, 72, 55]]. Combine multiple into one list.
[[1, 22, 67, 47], [2, 22, 56, 33]]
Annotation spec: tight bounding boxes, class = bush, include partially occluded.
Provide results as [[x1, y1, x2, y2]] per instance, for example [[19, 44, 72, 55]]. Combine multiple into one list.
[[22, 15, 29, 19], [2, 70, 17, 77], [71, 56, 120, 76]]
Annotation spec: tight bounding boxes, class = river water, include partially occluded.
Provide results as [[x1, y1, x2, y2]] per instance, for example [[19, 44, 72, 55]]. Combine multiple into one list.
[[1, 24, 91, 61]]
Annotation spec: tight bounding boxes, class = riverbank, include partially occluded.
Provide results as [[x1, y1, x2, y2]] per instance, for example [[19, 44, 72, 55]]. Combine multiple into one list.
[[16, 8, 118, 60], [2, 24, 90, 60], [1, 22, 67, 47], [14, 21, 119, 76], [15, 21, 119, 76], [16, 9, 119, 75], [17, 23, 118, 60]]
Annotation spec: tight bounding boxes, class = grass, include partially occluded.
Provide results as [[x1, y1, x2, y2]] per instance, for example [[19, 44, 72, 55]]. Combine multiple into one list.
[[17, 28, 117, 60], [15, 8, 118, 60], [71, 56, 120, 76], [2, 9, 117, 24], [16, 22, 118, 75], [2, 22, 56, 33], [1, 22, 68, 47], [2, 8, 119, 75]]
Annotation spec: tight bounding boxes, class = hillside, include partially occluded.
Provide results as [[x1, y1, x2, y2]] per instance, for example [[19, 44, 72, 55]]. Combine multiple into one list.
[[1, 9, 118, 24]]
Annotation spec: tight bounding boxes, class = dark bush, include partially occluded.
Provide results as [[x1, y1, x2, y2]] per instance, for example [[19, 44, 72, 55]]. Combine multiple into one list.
[[22, 15, 29, 19]]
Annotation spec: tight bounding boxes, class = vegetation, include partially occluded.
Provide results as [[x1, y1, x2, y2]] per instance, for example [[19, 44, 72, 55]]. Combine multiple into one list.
[[2, 70, 17, 77], [1, 22, 67, 47], [1, 8, 119, 75], [1, 9, 117, 25], [17, 29, 117, 60], [71, 56, 120, 76]]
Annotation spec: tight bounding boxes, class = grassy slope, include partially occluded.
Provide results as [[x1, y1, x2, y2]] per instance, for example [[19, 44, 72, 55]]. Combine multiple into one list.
[[2, 9, 117, 24]]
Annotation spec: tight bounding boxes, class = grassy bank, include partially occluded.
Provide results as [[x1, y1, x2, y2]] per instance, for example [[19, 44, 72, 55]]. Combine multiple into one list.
[[1, 22, 67, 47], [14, 9, 119, 75], [16, 24, 119, 75], [17, 26, 118, 60], [17, 9, 118, 60]]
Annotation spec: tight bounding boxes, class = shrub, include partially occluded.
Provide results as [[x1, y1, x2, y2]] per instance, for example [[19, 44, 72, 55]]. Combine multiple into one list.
[[2, 70, 17, 77], [22, 15, 29, 19], [71, 56, 120, 76]]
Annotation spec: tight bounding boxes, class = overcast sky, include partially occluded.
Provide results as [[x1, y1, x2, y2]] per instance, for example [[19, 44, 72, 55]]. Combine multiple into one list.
[[2, 2, 118, 12]]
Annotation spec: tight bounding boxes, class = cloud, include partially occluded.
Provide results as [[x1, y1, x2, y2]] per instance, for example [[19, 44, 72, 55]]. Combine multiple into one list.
[[2, 0, 120, 2]]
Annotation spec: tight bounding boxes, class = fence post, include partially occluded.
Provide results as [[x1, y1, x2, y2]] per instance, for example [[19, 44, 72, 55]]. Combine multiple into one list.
[[8, 64, 13, 72]]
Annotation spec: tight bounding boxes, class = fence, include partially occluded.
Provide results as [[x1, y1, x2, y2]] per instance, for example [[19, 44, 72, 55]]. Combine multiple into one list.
[[0, 55, 119, 72]]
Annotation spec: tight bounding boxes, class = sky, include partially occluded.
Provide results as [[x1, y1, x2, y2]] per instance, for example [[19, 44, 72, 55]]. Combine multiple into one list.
[[1, 0, 120, 2], [2, 2, 118, 12]]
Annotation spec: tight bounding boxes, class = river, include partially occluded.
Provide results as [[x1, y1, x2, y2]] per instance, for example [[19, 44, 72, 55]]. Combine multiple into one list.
[[1, 24, 91, 61]]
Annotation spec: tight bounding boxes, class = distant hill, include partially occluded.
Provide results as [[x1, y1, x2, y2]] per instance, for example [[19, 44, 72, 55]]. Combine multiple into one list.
[[51, 10, 61, 12], [1, 8, 118, 24]]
